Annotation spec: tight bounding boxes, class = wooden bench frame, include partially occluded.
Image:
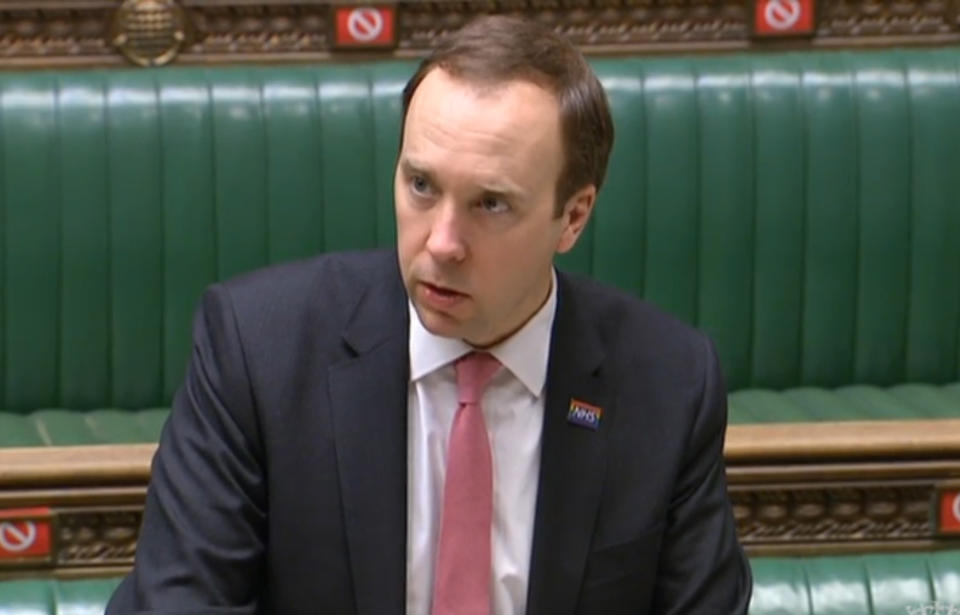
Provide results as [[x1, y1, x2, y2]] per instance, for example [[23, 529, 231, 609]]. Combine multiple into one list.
[[2, 419, 960, 577]]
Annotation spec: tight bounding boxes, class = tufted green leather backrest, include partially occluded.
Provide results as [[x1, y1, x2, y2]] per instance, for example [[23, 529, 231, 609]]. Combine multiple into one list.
[[1, 49, 958, 411], [593, 51, 960, 392], [0, 65, 405, 413]]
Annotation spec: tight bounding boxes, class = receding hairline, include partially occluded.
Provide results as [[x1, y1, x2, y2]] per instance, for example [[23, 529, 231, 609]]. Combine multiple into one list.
[[409, 64, 561, 109], [398, 68, 565, 199], [400, 66, 565, 154]]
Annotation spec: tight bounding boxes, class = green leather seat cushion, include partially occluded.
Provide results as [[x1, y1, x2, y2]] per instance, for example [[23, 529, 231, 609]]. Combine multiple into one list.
[[2, 382, 959, 445], [0, 408, 168, 447], [729, 382, 960, 424], [1, 551, 958, 613]]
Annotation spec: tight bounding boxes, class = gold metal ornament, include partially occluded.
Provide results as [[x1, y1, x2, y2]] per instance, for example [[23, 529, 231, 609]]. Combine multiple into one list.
[[109, 0, 188, 67]]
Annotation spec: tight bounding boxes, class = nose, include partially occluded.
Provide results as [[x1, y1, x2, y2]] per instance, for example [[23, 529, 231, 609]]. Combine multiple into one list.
[[425, 201, 467, 263]]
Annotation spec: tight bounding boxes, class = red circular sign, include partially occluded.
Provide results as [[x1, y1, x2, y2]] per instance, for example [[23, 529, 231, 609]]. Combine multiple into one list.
[[755, 0, 813, 36], [764, 0, 802, 30], [347, 8, 384, 42], [0, 521, 37, 553]]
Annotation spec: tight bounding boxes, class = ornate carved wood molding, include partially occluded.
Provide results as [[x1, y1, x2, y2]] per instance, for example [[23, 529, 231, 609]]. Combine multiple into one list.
[[732, 483, 935, 552], [0, 487, 146, 577], [57, 507, 142, 568], [1, 0, 958, 69], [1, 426, 960, 576]]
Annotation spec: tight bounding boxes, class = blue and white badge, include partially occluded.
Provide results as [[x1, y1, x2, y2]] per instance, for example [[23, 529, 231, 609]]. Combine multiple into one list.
[[567, 399, 603, 430]]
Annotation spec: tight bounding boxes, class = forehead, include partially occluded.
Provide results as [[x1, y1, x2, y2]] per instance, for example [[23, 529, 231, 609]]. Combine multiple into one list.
[[401, 68, 564, 185]]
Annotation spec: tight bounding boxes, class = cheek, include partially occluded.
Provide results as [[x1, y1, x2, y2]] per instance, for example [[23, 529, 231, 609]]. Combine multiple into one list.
[[394, 203, 417, 275], [396, 207, 439, 286], [395, 199, 424, 250], [477, 234, 545, 289], [490, 225, 560, 289]]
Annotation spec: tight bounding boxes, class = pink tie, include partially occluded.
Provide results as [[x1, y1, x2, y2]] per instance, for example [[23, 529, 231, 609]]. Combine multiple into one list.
[[431, 352, 502, 615]]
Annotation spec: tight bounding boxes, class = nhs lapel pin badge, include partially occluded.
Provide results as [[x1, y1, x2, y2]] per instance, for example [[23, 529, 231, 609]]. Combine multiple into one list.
[[567, 399, 602, 431]]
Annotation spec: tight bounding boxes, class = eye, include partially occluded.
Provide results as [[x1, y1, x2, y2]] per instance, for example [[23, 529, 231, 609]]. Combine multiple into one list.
[[409, 174, 432, 196], [479, 195, 510, 214]]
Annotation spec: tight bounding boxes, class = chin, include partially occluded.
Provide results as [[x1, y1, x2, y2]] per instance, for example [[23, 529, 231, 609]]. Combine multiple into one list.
[[414, 305, 465, 339]]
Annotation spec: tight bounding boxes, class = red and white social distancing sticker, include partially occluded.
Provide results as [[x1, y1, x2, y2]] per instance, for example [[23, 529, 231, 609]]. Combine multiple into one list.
[[335, 6, 396, 48], [0, 508, 53, 560], [754, 0, 814, 36], [941, 490, 960, 534]]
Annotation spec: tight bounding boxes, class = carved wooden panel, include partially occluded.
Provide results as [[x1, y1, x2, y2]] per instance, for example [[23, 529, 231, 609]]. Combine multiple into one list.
[[56, 508, 141, 567], [818, 0, 956, 37], [731, 483, 934, 547], [184, 4, 329, 57], [2, 465, 960, 575], [0, 490, 147, 576], [396, 0, 750, 50], [2, 437, 960, 575], [0, 0, 958, 68], [0, 6, 116, 64]]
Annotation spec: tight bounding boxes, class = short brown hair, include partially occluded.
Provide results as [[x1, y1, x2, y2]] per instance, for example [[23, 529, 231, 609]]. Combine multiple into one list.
[[400, 15, 615, 217]]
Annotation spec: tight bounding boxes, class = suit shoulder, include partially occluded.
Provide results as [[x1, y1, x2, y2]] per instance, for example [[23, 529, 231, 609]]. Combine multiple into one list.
[[217, 249, 393, 307], [559, 272, 714, 386], [199, 249, 398, 333], [562, 272, 706, 348]]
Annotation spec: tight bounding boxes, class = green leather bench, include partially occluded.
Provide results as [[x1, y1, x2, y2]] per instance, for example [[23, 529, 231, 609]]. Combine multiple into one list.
[[2, 549, 959, 614], [750, 551, 960, 614], [1, 44, 960, 613], [1, 48, 958, 445], [0, 577, 120, 615]]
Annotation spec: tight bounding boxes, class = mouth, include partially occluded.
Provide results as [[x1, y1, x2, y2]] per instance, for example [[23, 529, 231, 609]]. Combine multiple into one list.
[[422, 281, 467, 298], [418, 281, 469, 309]]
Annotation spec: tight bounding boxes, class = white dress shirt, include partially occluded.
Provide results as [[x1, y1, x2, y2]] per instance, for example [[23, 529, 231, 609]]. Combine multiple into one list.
[[405, 271, 558, 615]]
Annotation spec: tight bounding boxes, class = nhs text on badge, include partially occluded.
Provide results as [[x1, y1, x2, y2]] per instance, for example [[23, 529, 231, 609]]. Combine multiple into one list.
[[567, 399, 602, 430]]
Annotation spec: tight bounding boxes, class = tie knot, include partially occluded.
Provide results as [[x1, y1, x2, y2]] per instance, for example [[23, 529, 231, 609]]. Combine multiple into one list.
[[455, 352, 502, 405]]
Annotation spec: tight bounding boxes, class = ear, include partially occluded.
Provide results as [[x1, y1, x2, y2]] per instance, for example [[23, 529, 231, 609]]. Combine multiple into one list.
[[555, 184, 597, 254]]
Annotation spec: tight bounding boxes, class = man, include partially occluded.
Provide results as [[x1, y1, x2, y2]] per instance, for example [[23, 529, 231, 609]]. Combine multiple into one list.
[[108, 14, 751, 615]]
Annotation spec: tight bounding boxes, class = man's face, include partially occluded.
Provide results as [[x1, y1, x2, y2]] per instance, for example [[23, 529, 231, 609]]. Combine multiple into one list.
[[396, 68, 594, 347]]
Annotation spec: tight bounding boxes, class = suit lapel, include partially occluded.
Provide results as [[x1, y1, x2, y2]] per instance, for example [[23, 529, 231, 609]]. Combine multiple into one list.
[[328, 259, 410, 615], [526, 273, 611, 615]]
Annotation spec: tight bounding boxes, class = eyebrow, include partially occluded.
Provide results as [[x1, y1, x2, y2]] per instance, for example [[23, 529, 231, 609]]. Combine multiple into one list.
[[398, 158, 434, 182], [398, 157, 527, 202]]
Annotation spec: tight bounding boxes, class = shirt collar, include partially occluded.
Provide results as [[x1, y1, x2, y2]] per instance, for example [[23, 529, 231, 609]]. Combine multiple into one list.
[[408, 268, 558, 398]]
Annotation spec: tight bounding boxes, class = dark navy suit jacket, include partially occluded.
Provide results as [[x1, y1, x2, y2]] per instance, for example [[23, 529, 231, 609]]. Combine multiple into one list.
[[108, 249, 752, 614]]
